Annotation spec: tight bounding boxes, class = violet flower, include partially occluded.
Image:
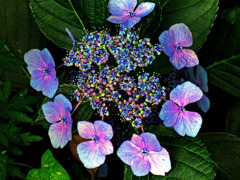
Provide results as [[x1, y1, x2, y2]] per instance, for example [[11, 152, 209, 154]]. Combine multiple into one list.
[[77, 121, 114, 169], [42, 94, 72, 148], [117, 133, 171, 176], [159, 81, 203, 137], [107, 0, 155, 29], [24, 48, 59, 98], [159, 23, 199, 70]]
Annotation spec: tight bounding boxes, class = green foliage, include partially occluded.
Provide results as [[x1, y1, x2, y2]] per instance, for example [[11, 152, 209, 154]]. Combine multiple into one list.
[[26, 149, 71, 180], [0, 153, 7, 180], [206, 55, 240, 98], [124, 126, 216, 179], [198, 133, 240, 180]]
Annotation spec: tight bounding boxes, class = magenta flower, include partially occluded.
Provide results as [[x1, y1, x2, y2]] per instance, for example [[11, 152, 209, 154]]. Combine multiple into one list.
[[77, 121, 114, 169], [188, 65, 210, 113], [159, 81, 203, 137], [42, 94, 72, 148], [117, 133, 171, 176], [107, 0, 155, 29], [24, 48, 59, 98], [159, 23, 199, 70]]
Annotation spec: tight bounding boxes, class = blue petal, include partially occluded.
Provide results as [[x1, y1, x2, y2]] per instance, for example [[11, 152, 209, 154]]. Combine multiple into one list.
[[94, 121, 113, 140], [134, 2, 155, 18], [159, 30, 175, 57], [24, 49, 45, 74], [30, 69, 45, 91], [196, 65, 208, 93], [130, 156, 151, 176], [77, 141, 106, 169], [49, 122, 72, 148], [108, 0, 133, 15], [41, 76, 59, 98], [107, 15, 129, 24], [188, 67, 195, 82], [159, 100, 180, 127], [169, 50, 187, 70], [40, 48, 55, 67], [54, 94, 72, 113], [42, 101, 61, 123], [121, 16, 141, 29], [66, 28, 76, 43], [197, 94, 210, 113], [77, 121, 96, 139], [140, 133, 161, 152]]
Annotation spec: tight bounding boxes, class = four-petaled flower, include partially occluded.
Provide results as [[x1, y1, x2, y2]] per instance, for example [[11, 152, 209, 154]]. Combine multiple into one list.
[[159, 23, 199, 70], [107, 0, 155, 29], [24, 48, 59, 98], [117, 132, 171, 176], [159, 81, 203, 137], [42, 94, 73, 148], [188, 65, 210, 113], [77, 120, 114, 169]]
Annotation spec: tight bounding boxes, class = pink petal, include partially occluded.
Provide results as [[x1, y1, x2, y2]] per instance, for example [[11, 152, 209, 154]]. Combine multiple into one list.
[[148, 148, 171, 175], [169, 50, 187, 70], [168, 23, 193, 47], [182, 49, 199, 68], [159, 30, 176, 57], [107, 15, 129, 24], [134, 2, 155, 17], [159, 100, 180, 127], [48, 122, 72, 148], [94, 121, 113, 140], [170, 81, 203, 107], [99, 139, 114, 155], [117, 140, 141, 165], [77, 141, 105, 169], [140, 133, 161, 152], [131, 134, 145, 149], [42, 101, 61, 123], [174, 110, 202, 137], [130, 156, 151, 176], [121, 16, 141, 29], [77, 121, 96, 139], [54, 94, 72, 115], [108, 0, 135, 15]]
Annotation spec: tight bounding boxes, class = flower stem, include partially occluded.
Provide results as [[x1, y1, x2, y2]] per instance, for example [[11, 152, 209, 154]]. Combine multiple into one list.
[[56, 64, 65, 70], [71, 95, 86, 116], [141, 124, 144, 133], [101, 114, 104, 121], [8, 162, 34, 169]]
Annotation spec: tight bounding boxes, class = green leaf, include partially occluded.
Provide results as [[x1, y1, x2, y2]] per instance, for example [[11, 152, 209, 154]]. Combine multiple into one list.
[[0, 153, 7, 180], [7, 164, 25, 179], [0, 53, 25, 72], [206, 55, 240, 98], [0, 0, 47, 59], [26, 149, 71, 180], [0, 80, 11, 103], [198, 133, 240, 180], [226, 99, 240, 137], [20, 132, 43, 146], [124, 126, 216, 179], [159, 0, 219, 51]]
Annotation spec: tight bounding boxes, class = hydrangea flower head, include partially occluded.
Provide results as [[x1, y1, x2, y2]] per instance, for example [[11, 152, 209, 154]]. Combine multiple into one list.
[[117, 132, 171, 176], [107, 0, 155, 29], [159, 81, 203, 137], [24, 48, 59, 98], [42, 94, 73, 148], [189, 65, 210, 113], [159, 23, 199, 70], [77, 120, 114, 169]]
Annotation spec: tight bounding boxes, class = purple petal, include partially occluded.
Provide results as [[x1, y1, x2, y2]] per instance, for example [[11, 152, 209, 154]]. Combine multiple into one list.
[[54, 94, 72, 115], [159, 100, 180, 127], [197, 94, 210, 113], [117, 140, 141, 165], [49, 122, 72, 148], [40, 48, 55, 67], [168, 23, 193, 47], [134, 2, 155, 17], [30, 69, 45, 91], [107, 15, 129, 24], [66, 28, 76, 43], [42, 101, 61, 123], [148, 148, 171, 175], [41, 74, 59, 98], [140, 133, 161, 152], [170, 81, 203, 107], [196, 65, 208, 93], [77, 141, 105, 169], [121, 16, 141, 29], [130, 156, 151, 176], [174, 110, 202, 137], [108, 0, 134, 15], [182, 49, 199, 68], [77, 121, 96, 139], [169, 50, 187, 70], [94, 121, 113, 140], [24, 49, 45, 74], [99, 139, 114, 155], [159, 30, 175, 57], [131, 133, 145, 149]]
